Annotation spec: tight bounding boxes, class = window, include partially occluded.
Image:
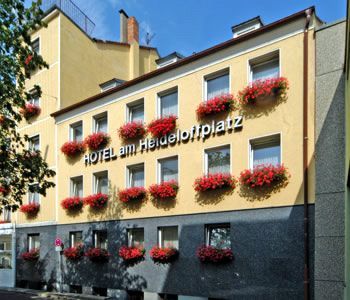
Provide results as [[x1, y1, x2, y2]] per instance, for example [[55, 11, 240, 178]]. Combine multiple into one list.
[[158, 156, 178, 183], [2, 208, 11, 222], [70, 121, 83, 142], [28, 184, 39, 204], [205, 70, 229, 100], [0, 235, 12, 269], [158, 226, 178, 248], [127, 164, 145, 187], [250, 51, 280, 82], [28, 234, 40, 251], [206, 224, 231, 249], [93, 230, 107, 249], [250, 134, 281, 168], [159, 89, 178, 117], [93, 171, 108, 194], [205, 146, 230, 174], [70, 176, 83, 197], [127, 228, 144, 248], [69, 231, 83, 247], [28, 135, 40, 151], [31, 38, 40, 54], [29, 90, 40, 106], [127, 291, 144, 300], [128, 100, 144, 122], [93, 113, 108, 133], [158, 294, 178, 300]]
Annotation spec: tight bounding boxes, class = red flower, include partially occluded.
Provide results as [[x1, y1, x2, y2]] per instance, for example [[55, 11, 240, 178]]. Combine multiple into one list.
[[119, 121, 146, 140], [148, 181, 178, 200], [119, 246, 145, 263], [0, 186, 10, 196], [0, 220, 10, 224], [61, 141, 86, 157], [118, 187, 146, 203], [85, 247, 110, 262], [84, 132, 110, 151], [239, 164, 289, 189], [196, 94, 237, 119], [147, 115, 177, 138], [61, 197, 84, 211], [196, 245, 233, 263], [238, 77, 289, 105], [20, 203, 40, 216], [24, 55, 33, 66], [149, 246, 179, 264], [21, 248, 39, 261], [20, 103, 41, 120], [63, 244, 84, 260], [193, 173, 237, 192], [84, 193, 108, 209]]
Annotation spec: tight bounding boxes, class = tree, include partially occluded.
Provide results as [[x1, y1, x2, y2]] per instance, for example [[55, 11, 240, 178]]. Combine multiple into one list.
[[0, 0, 55, 213]]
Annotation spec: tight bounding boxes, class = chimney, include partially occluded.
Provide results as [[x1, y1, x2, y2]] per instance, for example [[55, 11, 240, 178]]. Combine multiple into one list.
[[119, 9, 128, 43], [127, 16, 139, 44]]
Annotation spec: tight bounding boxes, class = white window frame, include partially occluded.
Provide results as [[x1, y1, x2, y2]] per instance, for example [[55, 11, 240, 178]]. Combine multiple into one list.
[[248, 133, 282, 169], [126, 99, 145, 123], [70, 176, 83, 197], [157, 87, 179, 118], [93, 112, 108, 133], [28, 88, 40, 107], [28, 134, 40, 152], [93, 171, 108, 194], [126, 163, 145, 188], [2, 208, 11, 222], [69, 121, 83, 142], [203, 68, 230, 101], [158, 226, 178, 248], [127, 228, 144, 247], [69, 231, 82, 247], [205, 223, 231, 247], [157, 155, 179, 184], [28, 183, 40, 204], [204, 144, 231, 175], [28, 234, 40, 251]]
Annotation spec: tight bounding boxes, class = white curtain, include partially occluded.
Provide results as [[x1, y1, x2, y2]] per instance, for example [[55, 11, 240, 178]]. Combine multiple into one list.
[[252, 59, 279, 81], [131, 168, 144, 187], [160, 92, 178, 117], [161, 227, 178, 248], [207, 147, 230, 174], [97, 175, 108, 194], [160, 158, 178, 182], [130, 104, 144, 122], [207, 73, 229, 99], [128, 229, 144, 247], [72, 178, 83, 197], [96, 117, 107, 133], [253, 144, 280, 167], [72, 124, 83, 142]]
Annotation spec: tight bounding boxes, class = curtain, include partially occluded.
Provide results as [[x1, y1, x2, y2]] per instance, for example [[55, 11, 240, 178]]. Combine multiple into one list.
[[252, 59, 279, 81], [207, 147, 230, 174], [97, 175, 108, 194], [96, 117, 107, 133], [72, 178, 83, 197], [207, 73, 229, 99], [131, 168, 144, 187], [73, 125, 83, 142], [253, 144, 280, 167], [161, 158, 178, 182], [130, 104, 144, 122], [129, 228, 144, 247], [161, 92, 178, 117], [161, 227, 178, 248]]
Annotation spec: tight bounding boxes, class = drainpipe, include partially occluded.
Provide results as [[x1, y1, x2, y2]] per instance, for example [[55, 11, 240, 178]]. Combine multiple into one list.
[[303, 8, 312, 300]]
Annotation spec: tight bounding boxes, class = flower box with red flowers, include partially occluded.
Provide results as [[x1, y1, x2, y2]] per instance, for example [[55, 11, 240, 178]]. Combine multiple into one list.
[[238, 77, 289, 105], [63, 244, 84, 261], [148, 181, 178, 200], [119, 121, 146, 140], [20, 103, 41, 120], [84, 132, 110, 151], [21, 248, 39, 261], [149, 246, 179, 264], [20, 203, 40, 216], [61, 197, 84, 211], [61, 141, 85, 157], [147, 115, 177, 138], [119, 246, 146, 263], [239, 164, 289, 189], [85, 247, 110, 262], [194, 173, 237, 192], [196, 245, 233, 263], [196, 94, 237, 119], [118, 187, 146, 203], [84, 193, 108, 209]]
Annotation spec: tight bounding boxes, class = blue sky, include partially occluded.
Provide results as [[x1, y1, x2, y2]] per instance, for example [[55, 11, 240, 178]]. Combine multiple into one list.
[[33, 0, 347, 57]]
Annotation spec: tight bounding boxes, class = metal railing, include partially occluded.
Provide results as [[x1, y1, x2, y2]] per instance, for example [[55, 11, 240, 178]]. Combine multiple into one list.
[[41, 0, 95, 36]]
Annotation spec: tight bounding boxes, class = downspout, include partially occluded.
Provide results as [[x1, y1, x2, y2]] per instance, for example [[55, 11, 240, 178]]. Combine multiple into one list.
[[303, 8, 312, 300]]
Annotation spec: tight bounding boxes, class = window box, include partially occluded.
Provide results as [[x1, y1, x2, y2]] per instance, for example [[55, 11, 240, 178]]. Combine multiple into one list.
[[20, 103, 41, 120], [194, 173, 237, 192], [196, 94, 237, 119], [238, 77, 289, 106], [61, 141, 86, 157], [61, 197, 84, 212], [84, 193, 108, 209], [119, 246, 145, 264], [20, 203, 40, 216], [149, 246, 179, 264], [63, 244, 84, 261], [85, 247, 110, 263], [148, 181, 178, 200], [239, 164, 289, 189], [84, 132, 110, 151], [196, 245, 233, 263], [119, 121, 146, 140], [21, 248, 39, 261], [147, 116, 177, 138], [118, 187, 146, 203]]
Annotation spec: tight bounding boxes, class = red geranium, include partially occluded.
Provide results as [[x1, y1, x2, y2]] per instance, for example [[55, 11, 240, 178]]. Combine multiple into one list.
[[196, 245, 233, 263], [119, 246, 145, 263], [238, 77, 289, 105], [119, 121, 146, 140], [194, 173, 237, 192], [84, 132, 110, 151], [21, 248, 39, 261], [118, 187, 146, 203], [20, 203, 40, 216], [25, 55, 33, 66], [61, 197, 84, 211], [61, 141, 86, 157], [20, 103, 41, 120], [148, 181, 178, 200], [196, 94, 237, 119], [239, 164, 289, 189], [149, 246, 179, 264], [84, 193, 108, 209], [63, 244, 84, 261], [147, 115, 177, 138], [85, 247, 110, 262]]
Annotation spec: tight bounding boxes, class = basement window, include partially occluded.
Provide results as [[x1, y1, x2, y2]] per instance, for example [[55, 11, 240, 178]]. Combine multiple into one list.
[[127, 228, 144, 248], [28, 234, 40, 251], [158, 226, 178, 249], [206, 224, 231, 249], [69, 231, 83, 247], [93, 230, 108, 249]]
